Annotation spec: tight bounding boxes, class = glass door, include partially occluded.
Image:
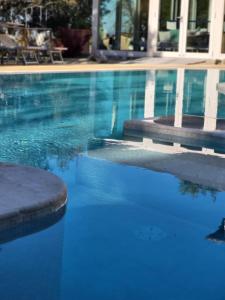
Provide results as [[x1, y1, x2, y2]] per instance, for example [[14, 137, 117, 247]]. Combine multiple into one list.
[[98, 0, 149, 52], [221, 1, 225, 54], [157, 0, 182, 52], [156, 0, 213, 57]]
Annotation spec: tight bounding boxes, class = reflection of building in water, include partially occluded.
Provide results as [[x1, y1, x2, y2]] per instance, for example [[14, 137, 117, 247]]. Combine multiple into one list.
[[143, 69, 225, 155], [88, 68, 225, 154], [144, 69, 220, 129]]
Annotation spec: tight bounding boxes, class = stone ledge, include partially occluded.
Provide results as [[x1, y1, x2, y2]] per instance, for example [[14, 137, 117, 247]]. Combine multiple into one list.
[[0, 163, 67, 231], [124, 118, 225, 149], [0, 62, 225, 75]]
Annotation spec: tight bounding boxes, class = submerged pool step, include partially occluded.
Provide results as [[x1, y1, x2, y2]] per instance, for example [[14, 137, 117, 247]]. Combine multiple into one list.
[[124, 117, 225, 151]]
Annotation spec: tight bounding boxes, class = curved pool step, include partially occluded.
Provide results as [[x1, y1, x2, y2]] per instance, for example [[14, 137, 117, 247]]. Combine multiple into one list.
[[124, 117, 225, 150], [0, 163, 67, 231]]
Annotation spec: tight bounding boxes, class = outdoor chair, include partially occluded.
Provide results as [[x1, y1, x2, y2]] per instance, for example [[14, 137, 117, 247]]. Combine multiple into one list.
[[44, 34, 68, 64], [15, 28, 43, 64], [48, 45, 68, 64], [0, 26, 67, 65], [0, 24, 39, 65], [0, 34, 21, 64], [23, 29, 67, 64]]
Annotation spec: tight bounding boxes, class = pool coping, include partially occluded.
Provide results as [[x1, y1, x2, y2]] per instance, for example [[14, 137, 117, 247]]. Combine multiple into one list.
[[0, 163, 67, 231], [0, 62, 225, 75]]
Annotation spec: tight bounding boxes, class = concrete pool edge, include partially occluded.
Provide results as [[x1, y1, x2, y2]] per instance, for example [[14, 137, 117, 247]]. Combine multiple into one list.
[[1, 62, 225, 75], [0, 163, 67, 231]]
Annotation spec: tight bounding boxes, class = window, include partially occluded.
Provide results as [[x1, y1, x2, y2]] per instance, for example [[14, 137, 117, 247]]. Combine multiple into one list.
[[157, 0, 181, 52], [186, 0, 211, 53], [98, 0, 149, 51]]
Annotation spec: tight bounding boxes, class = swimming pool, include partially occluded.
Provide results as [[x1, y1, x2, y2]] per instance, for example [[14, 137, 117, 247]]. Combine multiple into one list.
[[0, 69, 225, 300]]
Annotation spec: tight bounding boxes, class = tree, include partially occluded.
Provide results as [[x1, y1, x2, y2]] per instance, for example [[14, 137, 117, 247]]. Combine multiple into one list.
[[0, 0, 92, 29], [179, 180, 217, 201], [46, 0, 92, 29]]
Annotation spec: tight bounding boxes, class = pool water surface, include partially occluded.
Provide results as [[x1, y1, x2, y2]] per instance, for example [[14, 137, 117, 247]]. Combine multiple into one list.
[[0, 70, 225, 300]]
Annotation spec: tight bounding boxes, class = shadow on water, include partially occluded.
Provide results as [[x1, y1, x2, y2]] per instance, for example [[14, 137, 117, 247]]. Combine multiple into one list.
[[0, 206, 66, 245], [207, 219, 225, 243]]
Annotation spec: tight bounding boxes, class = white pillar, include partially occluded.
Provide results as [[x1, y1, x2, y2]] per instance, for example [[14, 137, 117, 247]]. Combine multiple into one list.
[[173, 68, 186, 150], [92, 0, 100, 56], [178, 0, 189, 55], [144, 71, 156, 118], [203, 69, 219, 131], [210, 0, 224, 58], [147, 0, 160, 56]]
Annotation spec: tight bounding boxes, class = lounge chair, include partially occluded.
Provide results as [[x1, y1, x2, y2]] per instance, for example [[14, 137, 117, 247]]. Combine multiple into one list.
[[48, 45, 68, 64], [15, 28, 40, 64], [24, 28, 67, 64], [0, 27, 67, 65], [0, 34, 21, 64]]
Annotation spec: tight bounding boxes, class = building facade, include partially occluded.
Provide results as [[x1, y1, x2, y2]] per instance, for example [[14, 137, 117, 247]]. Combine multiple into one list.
[[92, 0, 225, 59]]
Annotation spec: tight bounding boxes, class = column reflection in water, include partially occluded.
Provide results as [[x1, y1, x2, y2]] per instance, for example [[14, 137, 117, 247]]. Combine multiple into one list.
[[144, 70, 156, 118], [143, 69, 224, 154], [98, 0, 149, 51], [134, 69, 223, 134], [203, 69, 219, 132], [217, 70, 225, 129], [174, 68, 185, 128]]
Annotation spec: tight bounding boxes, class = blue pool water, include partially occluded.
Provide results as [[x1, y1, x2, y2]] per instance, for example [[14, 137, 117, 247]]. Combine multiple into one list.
[[0, 70, 225, 300]]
